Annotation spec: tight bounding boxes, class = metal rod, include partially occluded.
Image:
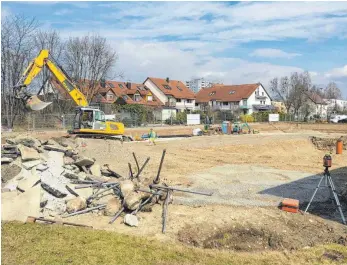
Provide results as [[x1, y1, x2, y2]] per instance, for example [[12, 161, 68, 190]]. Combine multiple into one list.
[[128, 163, 134, 180], [136, 157, 150, 181], [150, 184, 213, 196], [63, 204, 106, 218], [28, 216, 93, 228], [162, 190, 170, 234], [109, 206, 125, 224], [87, 185, 118, 202], [305, 175, 325, 212], [154, 149, 166, 184], [327, 175, 346, 225], [133, 152, 140, 173], [71, 180, 101, 184], [135, 188, 162, 196], [132, 195, 154, 215]]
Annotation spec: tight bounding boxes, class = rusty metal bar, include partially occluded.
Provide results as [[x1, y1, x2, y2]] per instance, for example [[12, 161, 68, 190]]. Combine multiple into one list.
[[63, 204, 106, 218], [150, 184, 213, 196], [154, 149, 166, 184], [109, 206, 125, 224], [136, 157, 150, 181]]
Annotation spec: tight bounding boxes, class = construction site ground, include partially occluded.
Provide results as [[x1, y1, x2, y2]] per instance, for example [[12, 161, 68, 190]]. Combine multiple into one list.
[[2, 122, 347, 264]]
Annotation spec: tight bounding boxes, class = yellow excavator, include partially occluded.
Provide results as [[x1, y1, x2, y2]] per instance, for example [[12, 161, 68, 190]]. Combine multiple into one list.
[[13, 49, 126, 139]]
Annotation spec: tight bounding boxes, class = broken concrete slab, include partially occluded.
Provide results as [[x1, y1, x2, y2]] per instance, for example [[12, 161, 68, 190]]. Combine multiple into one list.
[[78, 172, 87, 180], [90, 164, 101, 177], [36, 163, 49, 172], [104, 197, 121, 216], [63, 170, 79, 180], [17, 169, 41, 192], [64, 156, 75, 165], [22, 160, 42, 170], [7, 135, 41, 149], [43, 145, 68, 153], [1, 184, 41, 222], [18, 144, 40, 161], [124, 214, 138, 227], [1, 157, 13, 164], [74, 156, 94, 167], [66, 197, 87, 213], [40, 170, 68, 198], [41, 192, 67, 214], [65, 184, 92, 199], [120, 180, 135, 197]]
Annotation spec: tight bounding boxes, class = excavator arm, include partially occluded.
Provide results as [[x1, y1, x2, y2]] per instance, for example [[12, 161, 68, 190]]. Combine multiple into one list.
[[14, 49, 88, 111]]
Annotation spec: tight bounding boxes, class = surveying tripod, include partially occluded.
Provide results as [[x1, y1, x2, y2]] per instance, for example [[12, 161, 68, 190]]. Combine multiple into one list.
[[305, 166, 346, 225]]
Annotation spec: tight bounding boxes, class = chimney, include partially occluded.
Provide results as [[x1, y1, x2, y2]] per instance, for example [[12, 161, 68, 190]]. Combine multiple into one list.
[[166, 77, 170, 83], [126, 82, 131, 89], [100, 78, 106, 88]]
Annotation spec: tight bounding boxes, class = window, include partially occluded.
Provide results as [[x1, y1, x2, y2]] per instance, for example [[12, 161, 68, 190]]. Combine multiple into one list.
[[187, 99, 192, 103], [147, 95, 153, 101], [177, 86, 182, 91], [209, 91, 216, 96], [262, 92, 264, 96], [242, 99, 247, 105], [134, 94, 141, 102], [223, 102, 228, 106], [176, 99, 181, 103], [122, 95, 128, 100], [195, 103, 199, 106], [163, 84, 171, 90], [108, 83, 114, 88], [229, 90, 235, 94], [107, 93, 114, 100], [119, 84, 124, 89]]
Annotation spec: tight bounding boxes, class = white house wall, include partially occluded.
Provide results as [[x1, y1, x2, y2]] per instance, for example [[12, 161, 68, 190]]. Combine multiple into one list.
[[176, 99, 196, 111]]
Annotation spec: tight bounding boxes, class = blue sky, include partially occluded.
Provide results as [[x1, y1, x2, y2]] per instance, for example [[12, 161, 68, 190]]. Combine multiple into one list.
[[2, 1, 347, 97]]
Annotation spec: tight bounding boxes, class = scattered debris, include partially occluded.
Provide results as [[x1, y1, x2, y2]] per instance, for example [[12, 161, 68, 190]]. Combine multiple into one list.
[[124, 214, 138, 227]]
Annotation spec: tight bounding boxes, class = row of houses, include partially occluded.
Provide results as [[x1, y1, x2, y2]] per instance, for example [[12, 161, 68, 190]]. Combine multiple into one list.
[[49, 76, 346, 120]]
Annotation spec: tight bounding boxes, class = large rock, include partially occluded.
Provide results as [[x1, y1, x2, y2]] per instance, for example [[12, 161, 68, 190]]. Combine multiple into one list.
[[1, 184, 41, 222], [22, 160, 42, 170], [74, 156, 94, 167], [124, 214, 138, 227], [90, 164, 101, 177], [104, 197, 121, 216], [124, 192, 142, 211], [66, 197, 87, 213], [18, 144, 40, 161], [7, 135, 41, 149], [120, 180, 134, 197]]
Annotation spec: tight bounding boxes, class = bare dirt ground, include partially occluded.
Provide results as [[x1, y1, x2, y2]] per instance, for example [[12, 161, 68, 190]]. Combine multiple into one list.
[[2, 123, 347, 252]]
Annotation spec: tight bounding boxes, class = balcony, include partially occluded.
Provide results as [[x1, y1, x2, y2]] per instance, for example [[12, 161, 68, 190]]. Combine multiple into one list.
[[165, 102, 176, 107], [240, 105, 252, 109]]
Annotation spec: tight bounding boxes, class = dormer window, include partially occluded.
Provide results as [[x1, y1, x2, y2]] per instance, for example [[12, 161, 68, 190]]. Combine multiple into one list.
[[209, 91, 216, 96], [229, 90, 235, 94], [119, 84, 124, 89], [163, 84, 171, 90]]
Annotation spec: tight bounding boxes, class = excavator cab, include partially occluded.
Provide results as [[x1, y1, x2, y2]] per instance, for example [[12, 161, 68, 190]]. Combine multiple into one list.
[[73, 107, 106, 130]]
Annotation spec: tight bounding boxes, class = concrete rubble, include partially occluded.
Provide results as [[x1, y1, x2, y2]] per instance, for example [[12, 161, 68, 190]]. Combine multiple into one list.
[[1, 136, 205, 232]]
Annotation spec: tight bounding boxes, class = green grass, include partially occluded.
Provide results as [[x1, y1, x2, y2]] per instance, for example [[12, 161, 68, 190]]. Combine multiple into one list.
[[2, 222, 347, 265]]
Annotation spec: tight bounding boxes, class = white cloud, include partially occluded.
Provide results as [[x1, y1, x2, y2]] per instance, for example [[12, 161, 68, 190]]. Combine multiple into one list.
[[250, 49, 301, 59], [54, 9, 73, 16], [325, 65, 347, 78]]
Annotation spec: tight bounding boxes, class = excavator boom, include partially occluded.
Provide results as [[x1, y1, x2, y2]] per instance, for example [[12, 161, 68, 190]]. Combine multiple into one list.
[[14, 49, 88, 111]]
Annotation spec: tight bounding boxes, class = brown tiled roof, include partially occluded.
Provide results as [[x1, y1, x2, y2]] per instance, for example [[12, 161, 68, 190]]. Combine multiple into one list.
[[306, 91, 326, 105], [195, 83, 260, 103], [146, 77, 195, 99]]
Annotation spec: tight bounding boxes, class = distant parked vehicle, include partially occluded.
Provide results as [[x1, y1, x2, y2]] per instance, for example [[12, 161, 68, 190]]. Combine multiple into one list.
[[338, 118, 347, 123], [330, 115, 347, 123]]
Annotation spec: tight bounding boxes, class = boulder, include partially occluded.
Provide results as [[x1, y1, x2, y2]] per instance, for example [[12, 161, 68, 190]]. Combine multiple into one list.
[[66, 197, 87, 213], [124, 214, 138, 227], [22, 160, 42, 170], [104, 197, 122, 216], [124, 192, 142, 211], [74, 156, 94, 167], [90, 164, 101, 177], [120, 180, 134, 197], [18, 144, 40, 161]]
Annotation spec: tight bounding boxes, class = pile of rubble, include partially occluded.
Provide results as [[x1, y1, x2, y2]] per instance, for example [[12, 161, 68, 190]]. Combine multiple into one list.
[[311, 136, 347, 151], [2, 135, 211, 231]]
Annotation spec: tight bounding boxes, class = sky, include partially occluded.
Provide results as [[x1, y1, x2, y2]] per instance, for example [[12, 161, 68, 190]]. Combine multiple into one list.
[[2, 1, 347, 98]]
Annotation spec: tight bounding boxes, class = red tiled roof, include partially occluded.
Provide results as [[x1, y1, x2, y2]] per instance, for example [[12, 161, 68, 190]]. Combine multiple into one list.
[[145, 77, 195, 99], [306, 91, 327, 105], [196, 83, 260, 103]]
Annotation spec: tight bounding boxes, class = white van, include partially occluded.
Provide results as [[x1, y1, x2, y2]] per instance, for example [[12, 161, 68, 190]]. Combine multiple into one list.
[[330, 115, 347, 123]]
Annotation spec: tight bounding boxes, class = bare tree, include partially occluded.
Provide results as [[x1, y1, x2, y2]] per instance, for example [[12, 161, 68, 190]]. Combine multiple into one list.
[[324, 82, 342, 99], [292, 71, 311, 116], [269, 76, 293, 113], [63, 34, 118, 102], [1, 15, 39, 128]]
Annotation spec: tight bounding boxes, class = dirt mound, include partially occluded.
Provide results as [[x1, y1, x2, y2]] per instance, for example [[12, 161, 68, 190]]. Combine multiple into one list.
[[178, 213, 347, 252], [311, 136, 347, 151]]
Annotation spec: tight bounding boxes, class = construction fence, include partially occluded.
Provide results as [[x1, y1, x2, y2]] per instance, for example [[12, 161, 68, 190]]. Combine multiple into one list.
[[1, 111, 324, 132]]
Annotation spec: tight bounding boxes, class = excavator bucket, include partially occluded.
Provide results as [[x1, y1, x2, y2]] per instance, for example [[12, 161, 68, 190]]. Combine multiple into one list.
[[25, 95, 52, 111]]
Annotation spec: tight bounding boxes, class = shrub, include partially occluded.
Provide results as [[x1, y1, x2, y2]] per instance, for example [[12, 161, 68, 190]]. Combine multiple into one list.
[[240, 114, 254, 122]]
